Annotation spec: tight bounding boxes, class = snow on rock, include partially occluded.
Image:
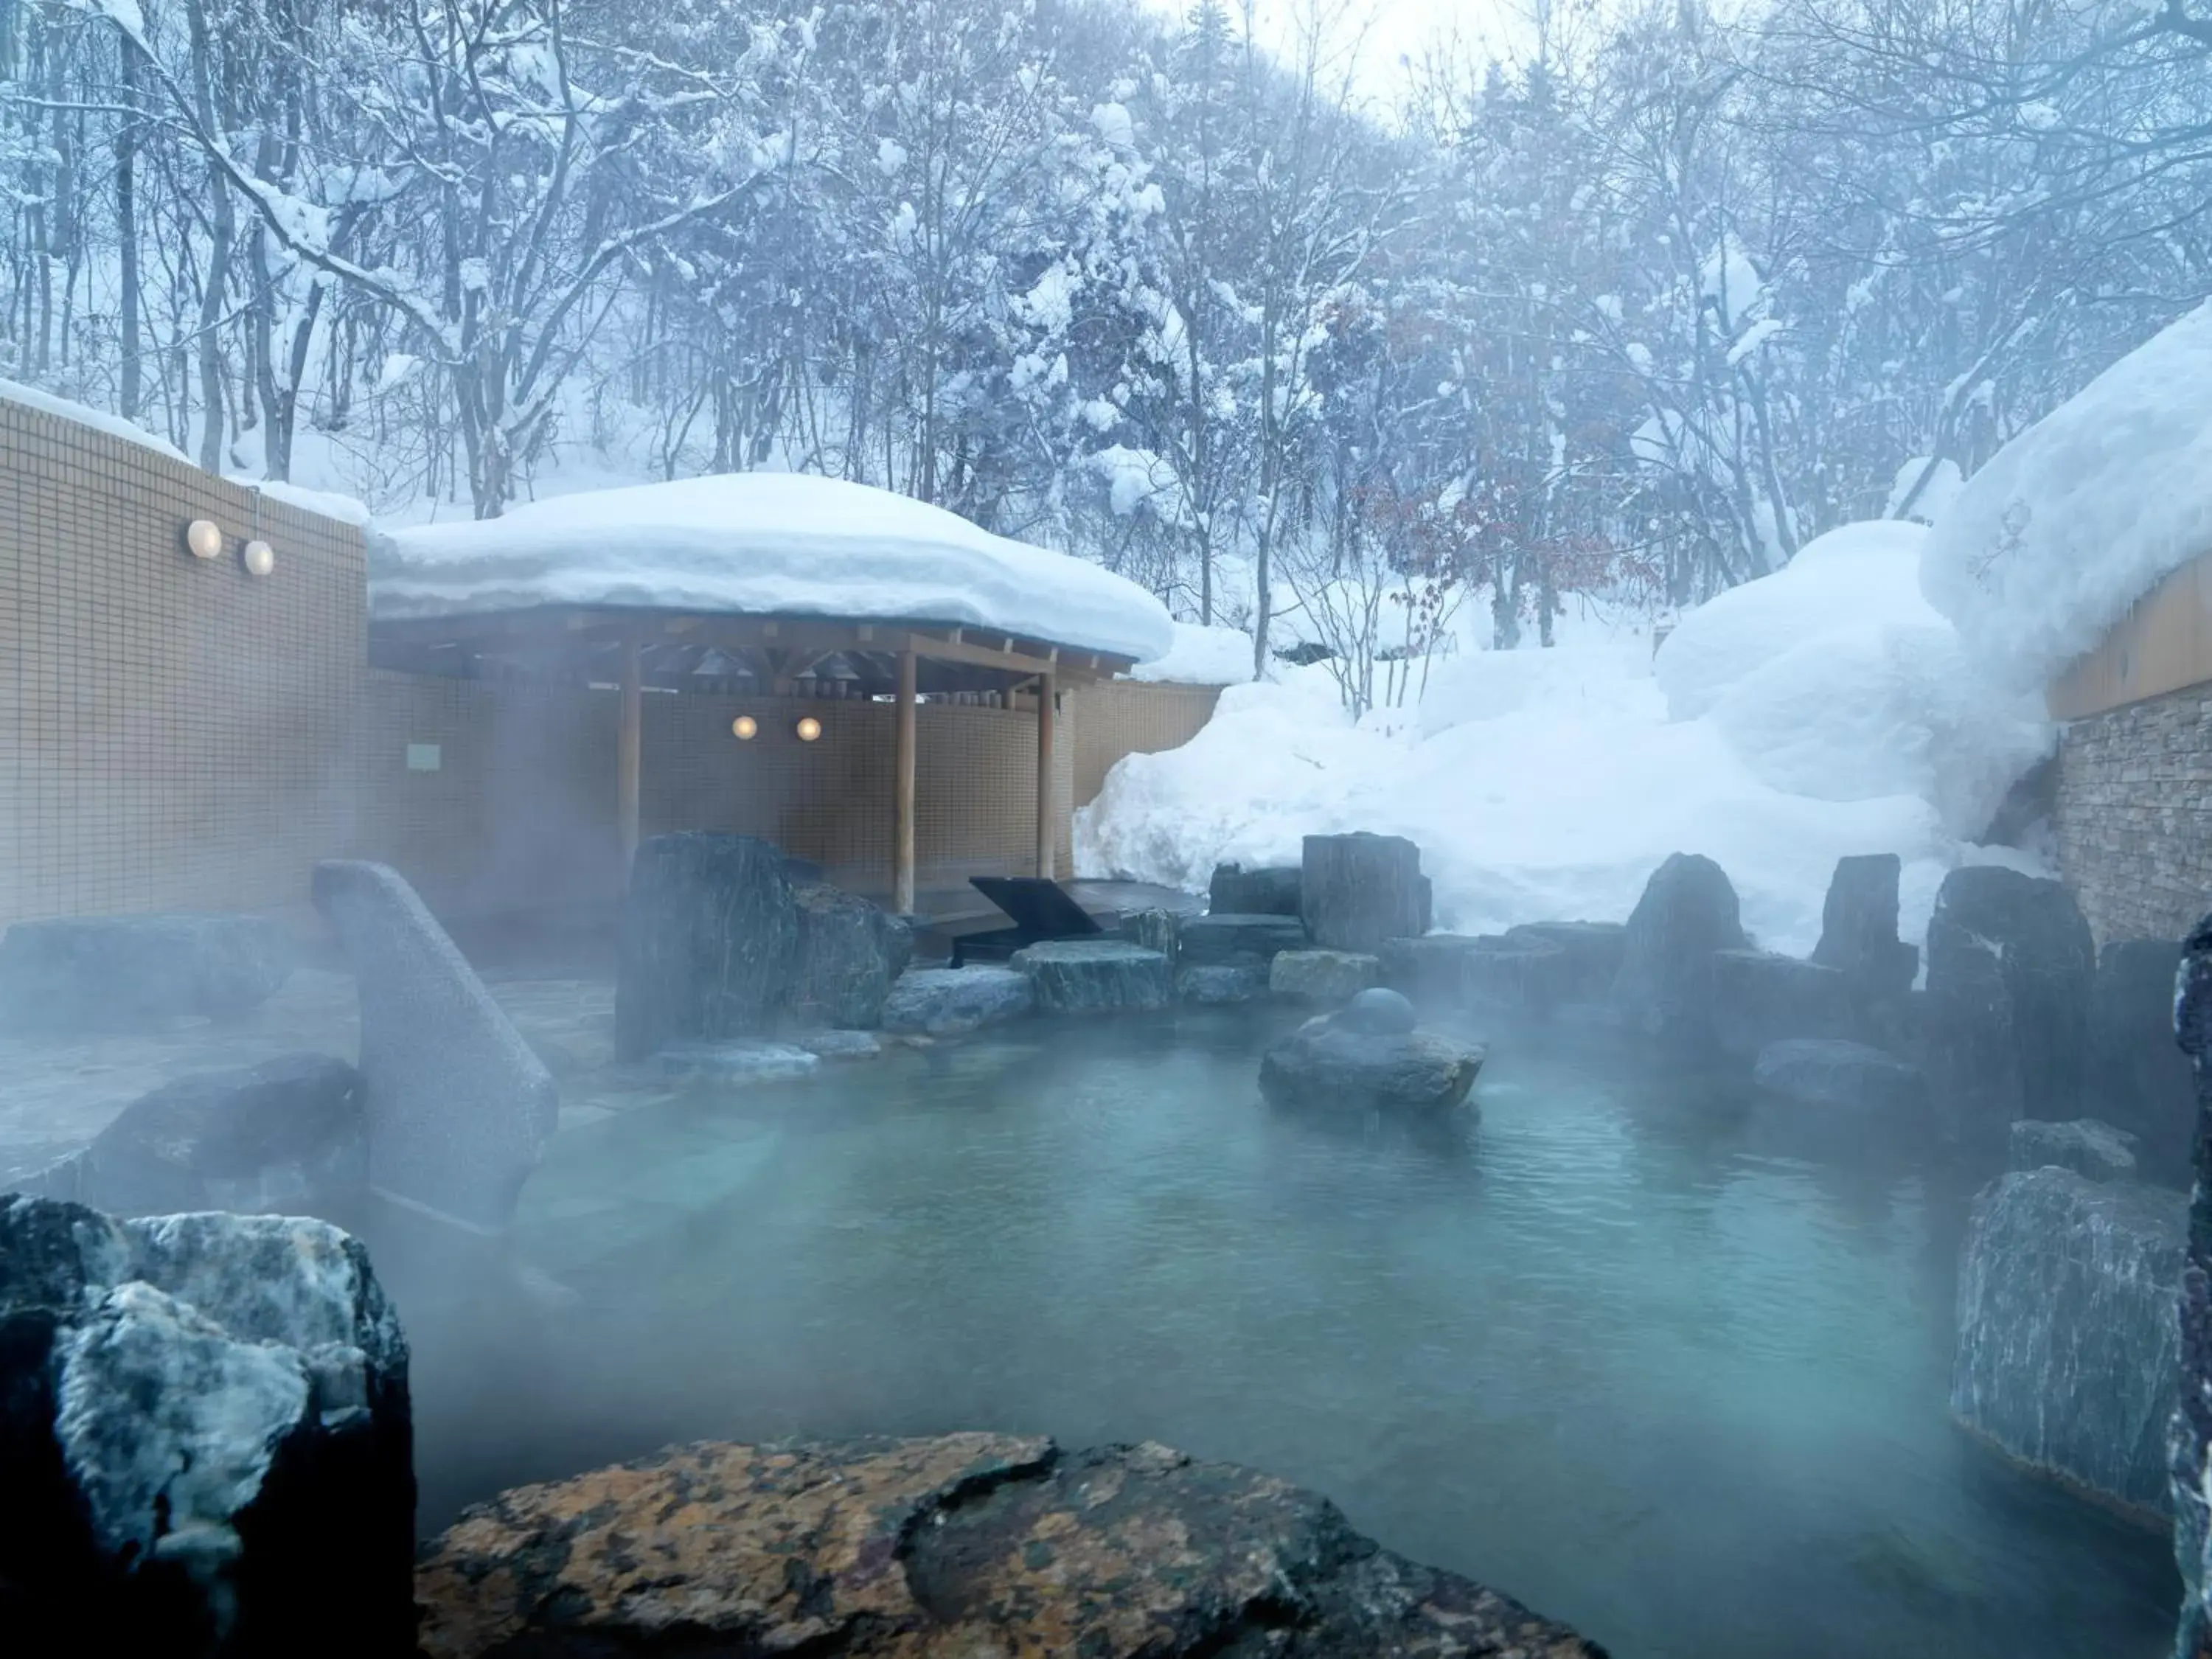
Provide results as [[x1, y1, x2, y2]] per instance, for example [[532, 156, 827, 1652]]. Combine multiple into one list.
[[1081, 521, 2050, 960], [0, 377, 187, 462], [1126, 621, 1256, 684], [372, 472, 1174, 664], [1924, 299, 2212, 695]]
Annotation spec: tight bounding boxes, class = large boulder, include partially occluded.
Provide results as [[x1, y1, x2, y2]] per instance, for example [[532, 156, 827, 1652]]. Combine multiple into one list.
[[0, 913, 293, 1032], [1951, 1166, 2183, 1520], [2170, 917, 2212, 1655], [0, 1197, 415, 1657], [414, 1433, 1600, 1659], [1011, 940, 1173, 1015], [1924, 866, 2095, 1147], [1609, 854, 1749, 1056], [24, 1054, 364, 1222], [1178, 913, 1309, 969], [1259, 1006, 1483, 1116], [1711, 950, 1854, 1060], [1300, 833, 1427, 954], [788, 881, 914, 1030], [1379, 933, 1484, 1011], [615, 834, 801, 1059], [312, 861, 559, 1237], [2090, 938, 2194, 1183], [1809, 853, 1918, 1004], [2008, 1118, 2140, 1183], [1501, 922, 1626, 1004], [1269, 950, 1380, 1006], [1208, 862, 1304, 917], [882, 967, 1035, 1036]]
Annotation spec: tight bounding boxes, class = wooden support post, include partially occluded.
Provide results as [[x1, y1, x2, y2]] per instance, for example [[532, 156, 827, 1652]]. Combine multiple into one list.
[[1035, 672, 1057, 880], [894, 650, 917, 915], [618, 635, 642, 883]]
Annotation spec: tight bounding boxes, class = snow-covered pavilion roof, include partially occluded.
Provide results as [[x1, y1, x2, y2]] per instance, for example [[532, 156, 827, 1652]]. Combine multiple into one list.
[[372, 472, 1173, 667], [1922, 298, 2212, 695]]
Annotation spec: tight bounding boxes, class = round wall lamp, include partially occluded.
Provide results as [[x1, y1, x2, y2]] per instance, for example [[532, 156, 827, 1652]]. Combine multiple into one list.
[[184, 519, 223, 560], [731, 714, 759, 741], [794, 716, 824, 743], [241, 539, 276, 577]]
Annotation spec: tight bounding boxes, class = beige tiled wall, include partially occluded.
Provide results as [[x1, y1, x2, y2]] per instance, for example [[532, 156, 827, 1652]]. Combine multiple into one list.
[[1071, 679, 1224, 807], [3, 399, 1121, 930]]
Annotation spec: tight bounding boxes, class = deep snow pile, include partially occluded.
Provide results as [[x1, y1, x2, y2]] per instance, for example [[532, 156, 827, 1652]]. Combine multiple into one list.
[[373, 472, 1173, 663], [1127, 621, 1259, 684], [1079, 522, 2050, 957], [1924, 299, 2212, 693]]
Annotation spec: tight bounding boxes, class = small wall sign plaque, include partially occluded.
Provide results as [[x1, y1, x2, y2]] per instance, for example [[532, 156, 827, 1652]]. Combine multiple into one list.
[[406, 742, 442, 772]]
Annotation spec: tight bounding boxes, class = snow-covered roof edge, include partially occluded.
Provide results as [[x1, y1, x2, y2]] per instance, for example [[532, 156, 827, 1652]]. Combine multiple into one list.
[[0, 378, 189, 463], [372, 472, 1175, 664], [1921, 299, 2212, 694]]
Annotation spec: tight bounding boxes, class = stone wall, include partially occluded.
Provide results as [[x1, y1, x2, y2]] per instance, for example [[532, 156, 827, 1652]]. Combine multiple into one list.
[[2053, 680, 2212, 942]]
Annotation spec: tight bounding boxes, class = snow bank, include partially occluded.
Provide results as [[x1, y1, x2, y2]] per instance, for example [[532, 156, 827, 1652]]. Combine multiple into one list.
[[1923, 299, 2212, 693], [1127, 622, 1256, 684], [237, 478, 372, 527], [372, 472, 1175, 663], [0, 378, 187, 462], [1080, 521, 2049, 959]]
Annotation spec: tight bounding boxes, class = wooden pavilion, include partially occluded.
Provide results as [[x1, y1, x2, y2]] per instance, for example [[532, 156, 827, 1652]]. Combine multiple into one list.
[[366, 474, 1169, 914]]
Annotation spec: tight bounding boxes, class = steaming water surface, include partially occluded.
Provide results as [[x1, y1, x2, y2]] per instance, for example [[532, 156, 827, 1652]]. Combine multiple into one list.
[[408, 1004, 2174, 1659]]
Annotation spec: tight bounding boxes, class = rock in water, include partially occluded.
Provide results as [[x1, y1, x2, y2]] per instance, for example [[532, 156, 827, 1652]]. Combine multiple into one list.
[[1341, 986, 1419, 1034], [1270, 949, 1381, 1006], [1178, 913, 1308, 969], [1300, 833, 1427, 953], [414, 1433, 1601, 1659], [1921, 941, 2024, 1150], [788, 880, 913, 1029], [2170, 917, 2212, 1656], [881, 967, 1035, 1036], [616, 834, 801, 1059], [1123, 908, 1183, 973], [1259, 1007, 1481, 1116], [0, 912, 293, 1032], [2090, 937, 2194, 1183], [313, 861, 558, 1237], [1711, 950, 1854, 1059], [1609, 854, 1748, 1056], [1503, 922, 1627, 1003], [2008, 1119, 2140, 1184], [1176, 964, 1270, 1004], [1462, 934, 1573, 1020], [1752, 1038, 1927, 1125], [1809, 853, 1918, 1004], [654, 1040, 821, 1083], [28, 1054, 365, 1222], [0, 1197, 414, 1658], [1208, 862, 1303, 917], [1380, 933, 1485, 1011], [1010, 939, 1172, 1014], [1924, 866, 2095, 1144], [1951, 1166, 2182, 1519]]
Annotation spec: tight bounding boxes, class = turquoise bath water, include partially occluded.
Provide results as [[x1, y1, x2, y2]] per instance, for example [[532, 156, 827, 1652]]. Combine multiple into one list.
[[406, 1004, 2175, 1658]]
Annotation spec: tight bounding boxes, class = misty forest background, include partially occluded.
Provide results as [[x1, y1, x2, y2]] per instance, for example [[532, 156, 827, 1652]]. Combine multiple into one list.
[[3, 0, 2209, 705]]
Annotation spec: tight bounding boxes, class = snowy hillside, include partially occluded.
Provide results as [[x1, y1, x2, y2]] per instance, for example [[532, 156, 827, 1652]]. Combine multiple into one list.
[[1079, 523, 2050, 957]]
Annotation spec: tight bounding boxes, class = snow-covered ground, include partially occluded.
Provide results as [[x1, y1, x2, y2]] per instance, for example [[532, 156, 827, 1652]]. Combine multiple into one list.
[[1079, 522, 2052, 958]]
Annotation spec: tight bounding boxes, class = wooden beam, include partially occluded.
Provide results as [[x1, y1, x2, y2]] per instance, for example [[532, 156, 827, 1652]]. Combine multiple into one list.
[[894, 650, 918, 915], [896, 629, 1060, 678], [1036, 670, 1057, 880], [618, 635, 643, 882]]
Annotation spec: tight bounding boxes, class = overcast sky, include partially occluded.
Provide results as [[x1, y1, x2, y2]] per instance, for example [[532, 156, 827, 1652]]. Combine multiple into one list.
[[1155, 0, 1535, 110]]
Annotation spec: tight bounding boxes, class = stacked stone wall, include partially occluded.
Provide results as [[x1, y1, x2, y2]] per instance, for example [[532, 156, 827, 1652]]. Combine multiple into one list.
[[2055, 682, 2212, 942]]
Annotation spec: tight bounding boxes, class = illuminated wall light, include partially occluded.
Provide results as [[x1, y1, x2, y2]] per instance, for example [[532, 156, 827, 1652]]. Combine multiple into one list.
[[184, 519, 223, 560], [731, 714, 759, 740], [241, 539, 276, 577], [794, 716, 824, 743]]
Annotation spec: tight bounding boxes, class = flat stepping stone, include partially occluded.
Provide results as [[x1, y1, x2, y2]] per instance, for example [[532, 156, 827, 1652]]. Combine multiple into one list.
[[883, 967, 1035, 1036], [1176, 964, 1268, 1005], [654, 1040, 820, 1082], [1178, 914, 1309, 967], [1010, 940, 1172, 1014]]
